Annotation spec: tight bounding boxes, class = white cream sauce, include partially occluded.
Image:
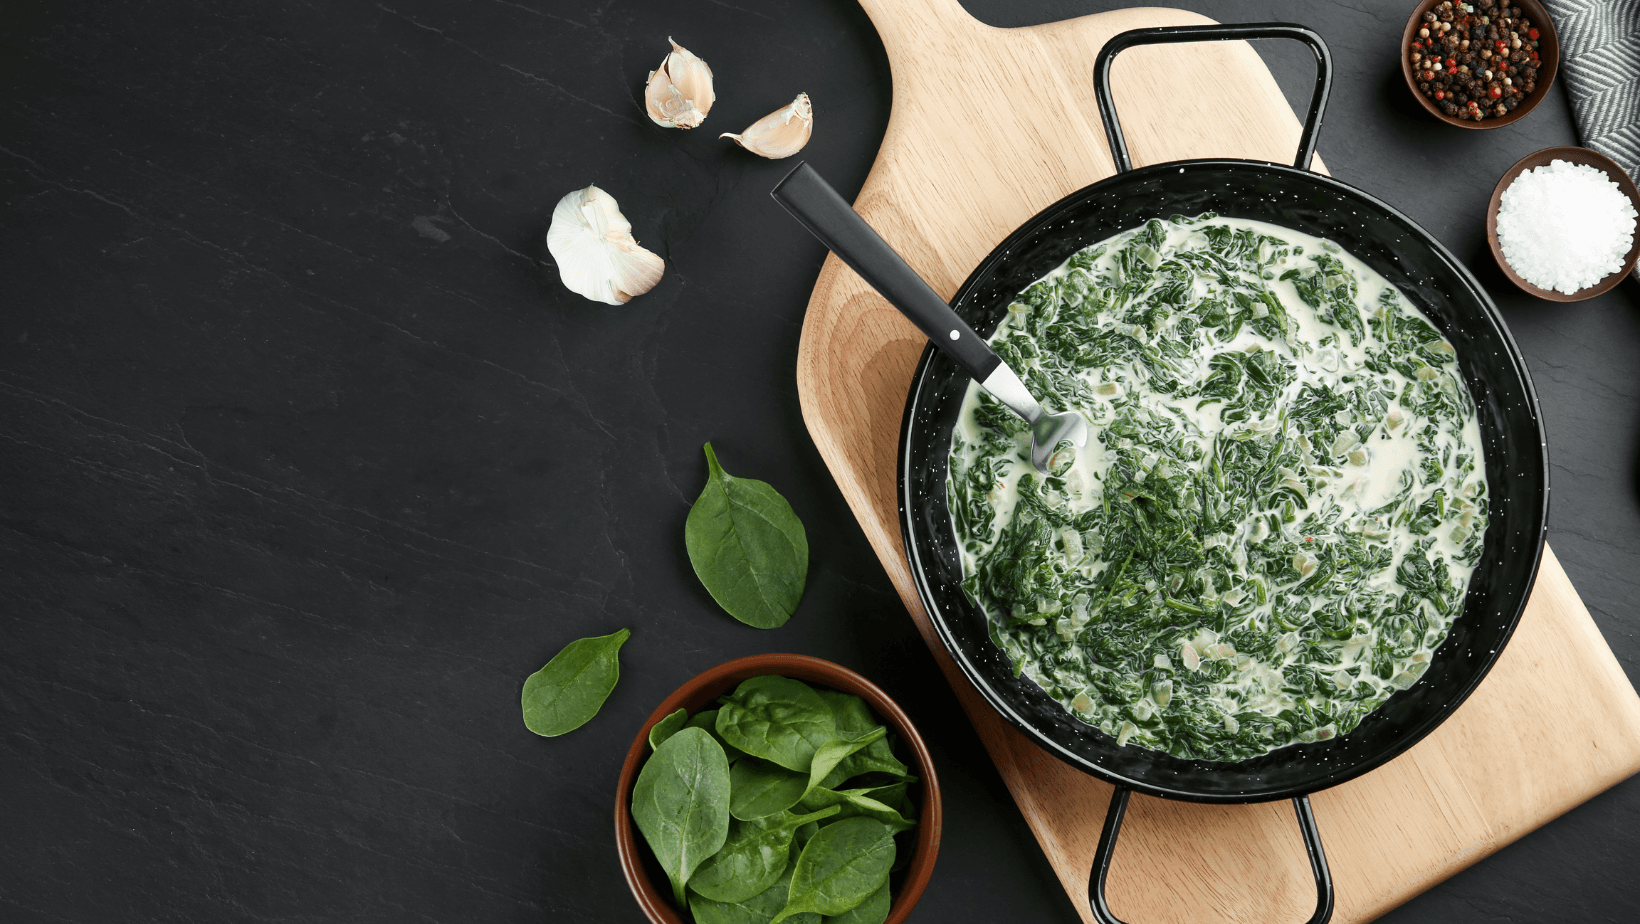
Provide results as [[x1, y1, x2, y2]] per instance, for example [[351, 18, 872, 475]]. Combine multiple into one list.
[[948, 216, 1489, 758]]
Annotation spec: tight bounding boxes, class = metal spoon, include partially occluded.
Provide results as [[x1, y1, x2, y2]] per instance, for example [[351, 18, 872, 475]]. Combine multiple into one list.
[[772, 162, 1087, 474]]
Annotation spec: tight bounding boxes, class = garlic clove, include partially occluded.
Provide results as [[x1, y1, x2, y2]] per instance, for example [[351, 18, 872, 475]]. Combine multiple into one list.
[[720, 92, 812, 159], [644, 38, 714, 129], [546, 185, 665, 305]]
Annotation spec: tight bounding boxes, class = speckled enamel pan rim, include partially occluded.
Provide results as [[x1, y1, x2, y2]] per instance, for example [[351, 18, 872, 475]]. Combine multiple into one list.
[[898, 156, 1549, 805]]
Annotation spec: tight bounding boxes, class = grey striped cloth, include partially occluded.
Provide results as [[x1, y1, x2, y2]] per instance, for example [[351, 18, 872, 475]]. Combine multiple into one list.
[[1541, 0, 1640, 276]]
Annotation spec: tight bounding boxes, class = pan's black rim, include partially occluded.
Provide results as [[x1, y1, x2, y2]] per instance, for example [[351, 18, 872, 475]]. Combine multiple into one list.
[[896, 156, 1549, 804]]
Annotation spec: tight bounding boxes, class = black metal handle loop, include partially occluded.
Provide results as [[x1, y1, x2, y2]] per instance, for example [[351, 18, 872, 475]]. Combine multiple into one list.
[[1093, 23, 1332, 174], [1089, 786, 1334, 924]]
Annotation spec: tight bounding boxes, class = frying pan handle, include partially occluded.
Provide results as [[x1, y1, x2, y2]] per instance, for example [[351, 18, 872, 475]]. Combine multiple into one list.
[[770, 162, 1002, 382], [1093, 23, 1332, 174], [1088, 786, 1334, 924]]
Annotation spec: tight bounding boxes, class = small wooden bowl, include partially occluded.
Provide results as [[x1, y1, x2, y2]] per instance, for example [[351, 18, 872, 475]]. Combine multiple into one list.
[[614, 653, 942, 924], [1486, 146, 1640, 302], [1400, 0, 1558, 129]]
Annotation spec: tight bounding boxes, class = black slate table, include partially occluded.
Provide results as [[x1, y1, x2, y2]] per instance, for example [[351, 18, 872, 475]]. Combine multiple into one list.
[[3, 1, 1637, 922]]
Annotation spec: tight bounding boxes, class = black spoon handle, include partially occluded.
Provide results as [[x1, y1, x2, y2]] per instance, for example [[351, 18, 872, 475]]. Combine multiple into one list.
[[771, 162, 1002, 383]]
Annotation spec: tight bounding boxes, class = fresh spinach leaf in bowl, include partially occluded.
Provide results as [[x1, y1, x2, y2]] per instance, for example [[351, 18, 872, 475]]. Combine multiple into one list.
[[716, 675, 836, 771], [630, 675, 920, 924], [633, 727, 734, 908], [689, 806, 840, 903], [729, 759, 809, 821], [649, 707, 690, 750], [772, 816, 896, 923]]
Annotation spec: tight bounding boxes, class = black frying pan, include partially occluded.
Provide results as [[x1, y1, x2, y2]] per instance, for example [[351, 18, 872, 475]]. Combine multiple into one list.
[[885, 24, 1548, 924]]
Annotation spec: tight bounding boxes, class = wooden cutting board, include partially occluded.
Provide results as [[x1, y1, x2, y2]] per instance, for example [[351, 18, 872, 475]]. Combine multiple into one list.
[[793, 2, 1640, 922]]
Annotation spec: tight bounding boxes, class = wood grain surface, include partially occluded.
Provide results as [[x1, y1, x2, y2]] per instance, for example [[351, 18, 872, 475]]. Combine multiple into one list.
[[793, 1, 1640, 921]]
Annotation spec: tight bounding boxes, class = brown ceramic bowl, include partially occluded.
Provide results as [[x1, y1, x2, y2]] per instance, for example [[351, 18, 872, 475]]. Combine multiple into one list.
[[1486, 146, 1640, 301], [614, 654, 942, 924], [1400, 0, 1558, 129]]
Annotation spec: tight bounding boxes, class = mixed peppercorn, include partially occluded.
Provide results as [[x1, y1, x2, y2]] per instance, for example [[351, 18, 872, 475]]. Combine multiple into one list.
[[1409, 0, 1543, 121]]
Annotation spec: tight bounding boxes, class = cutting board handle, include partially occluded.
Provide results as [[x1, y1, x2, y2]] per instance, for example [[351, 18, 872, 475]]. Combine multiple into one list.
[[855, 0, 982, 58], [1090, 787, 1336, 924]]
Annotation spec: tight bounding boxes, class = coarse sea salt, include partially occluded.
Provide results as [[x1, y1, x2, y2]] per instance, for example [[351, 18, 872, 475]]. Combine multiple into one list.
[[1497, 159, 1637, 295]]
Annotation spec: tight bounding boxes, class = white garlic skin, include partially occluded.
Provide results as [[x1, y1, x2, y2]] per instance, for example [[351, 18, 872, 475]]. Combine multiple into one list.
[[721, 92, 812, 159], [546, 186, 665, 306], [644, 38, 714, 129]]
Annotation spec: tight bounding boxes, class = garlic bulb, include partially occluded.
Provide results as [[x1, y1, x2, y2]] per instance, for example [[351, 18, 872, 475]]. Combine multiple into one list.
[[645, 38, 714, 129], [546, 186, 664, 305], [721, 92, 812, 159]]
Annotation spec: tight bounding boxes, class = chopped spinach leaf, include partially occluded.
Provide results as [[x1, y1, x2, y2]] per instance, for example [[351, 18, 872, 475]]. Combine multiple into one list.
[[950, 215, 1488, 762]]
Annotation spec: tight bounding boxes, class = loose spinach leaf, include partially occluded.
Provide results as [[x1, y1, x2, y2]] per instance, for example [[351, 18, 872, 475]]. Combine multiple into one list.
[[632, 727, 732, 908], [800, 787, 917, 834], [520, 628, 630, 737], [730, 758, 810, 821], [685, 443, 809, 629], [690, 806, 840, 903], [823, 880, 890, 924], [649, 708, 690, 751], [690, 867, 820, 924], [772, 817, 897, 923], [688, 708, 746, 760], [805, 727, 887, 798], [717, 676, 836, 771]]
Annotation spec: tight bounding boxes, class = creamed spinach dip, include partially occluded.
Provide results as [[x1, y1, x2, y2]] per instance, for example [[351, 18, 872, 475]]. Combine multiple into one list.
[[949, 214, 1489, 763]]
